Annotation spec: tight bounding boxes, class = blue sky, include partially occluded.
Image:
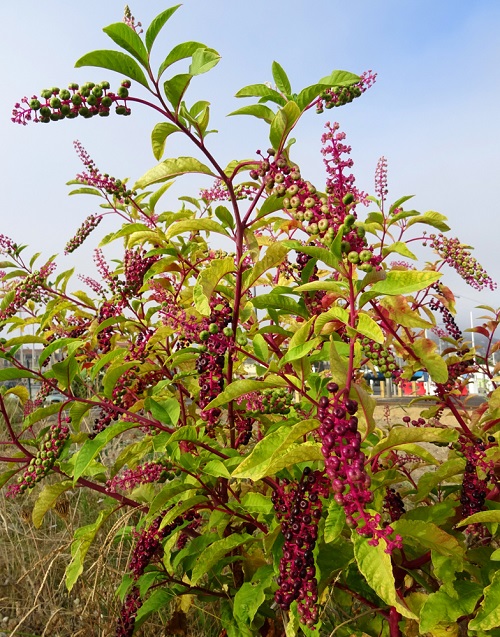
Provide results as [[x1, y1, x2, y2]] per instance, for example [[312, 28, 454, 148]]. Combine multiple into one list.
[[1, 0, 500, 327]]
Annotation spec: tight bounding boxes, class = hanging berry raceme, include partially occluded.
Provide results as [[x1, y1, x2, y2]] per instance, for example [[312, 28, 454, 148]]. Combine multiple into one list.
[[121, 248, 159, 296], [0, 262, 56, 321], [116, 587, 141, 637], [383, 487, 406, 522], [318, 383, 402, 551], [428, 282, 462, 340], [106, 461, 172, 493], [272, 468, 329, 628], [429, 234, 496, 291], [314, 71, 377, 114], [374, 156, 388, 201], [12, 81, 132, 126], [129, 513, 183, 579], [361, 338, 400, 379], [6, 421, 70, 497], [459, 436, 495, 529], [64, 214, 102, 254]]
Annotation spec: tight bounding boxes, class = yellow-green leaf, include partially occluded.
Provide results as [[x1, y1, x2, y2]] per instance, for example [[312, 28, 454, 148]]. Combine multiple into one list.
[[370, 426, 458, 457], [32, 480, 73, 528], [370, 270, 442, 296], [191, 533, 252, 585], [193, 257, 234, 316], [135, 157, 216, 189]]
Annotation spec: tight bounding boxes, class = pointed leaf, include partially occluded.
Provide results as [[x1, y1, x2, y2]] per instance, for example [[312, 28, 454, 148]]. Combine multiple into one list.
[[243, 243, 289, 291], [75, 50, 149, 88], [324, 501, 346, 543], [251, 293, 309, 319], [164, 218, 229, 240], [355, 312, 384, 343], [391, 519, 464, 558], [163, 73, 192, 110], [228, 104, 275, 124], [382, 241, 417, 260], [413, 338, 448, 383], [278, 338, 322, 368], [370, 426, 458, 457], [102, 22, 148, 67], [145, 5, 181, 52], [191, 533, 251, 585], [456, 509, 500, 528], [406, 210, 450, 232], [235, 83, 287, 105], [269, 101, 301, 149], [252, 334, 269, 362], [135, 157, 215, 189], [32, 480, 73, 529], [352, 534, 417, 619], [189, 47, 220, 75], [272, 61, 291, 95], [370, 270, 442, 295], [206, 379, 287, 410], [158, 41, 206, 77], [319, 70, 361, 86], [468, 570, 500, 631], [151, 122, 180, 160], [193, 256, 235, 316]]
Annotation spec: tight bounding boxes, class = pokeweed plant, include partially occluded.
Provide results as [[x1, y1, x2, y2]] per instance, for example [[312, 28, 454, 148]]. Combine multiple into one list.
[[3, 5, 500, 637]]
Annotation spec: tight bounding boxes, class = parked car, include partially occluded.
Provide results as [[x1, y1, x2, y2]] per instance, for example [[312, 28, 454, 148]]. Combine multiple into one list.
[[44, 391, 66, 405]]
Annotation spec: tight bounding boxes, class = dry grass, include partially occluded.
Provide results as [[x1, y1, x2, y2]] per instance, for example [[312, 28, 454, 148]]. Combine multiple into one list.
[[0, 402, 459, 636]]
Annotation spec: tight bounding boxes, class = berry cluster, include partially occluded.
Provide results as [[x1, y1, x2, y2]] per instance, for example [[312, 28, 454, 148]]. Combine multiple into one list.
[[459, 436, 495, 524], [74, 141, 136, 201], [194, 300, 233, 432], [315, 71, 376, 114], [12, 81, 132, 126], [0, 262, 56, 321], [116, 587, 141, 637], [129, 513, 182, 579], [383, 487, 406, 522], [295, 251, 327, 316], [64, 214, 102, 254], [200, 178, 257, 202], [176, 510, 203, 549], [435, 346, 475, 398], [96, 300, 124, 353], [246, 388, 294, 416], [121, 248, 159, 296], [361, 339, 400, 379], [272, 468, 329, 627], [6, 421, 70, 497], [0, 234, 18, 256], [428, 283, 461, 340], [106, 461, 171, 493], [429, 234, 496, 291], [318, 383, 401, 551]]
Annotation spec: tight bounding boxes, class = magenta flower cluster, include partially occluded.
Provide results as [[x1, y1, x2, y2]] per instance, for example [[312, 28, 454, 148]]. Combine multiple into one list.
[[0, 262, 56, 320], [106, 461, 167, 493]]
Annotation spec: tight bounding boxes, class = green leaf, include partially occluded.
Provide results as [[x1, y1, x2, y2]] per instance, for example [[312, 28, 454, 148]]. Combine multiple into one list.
[[457, 510, 500, 528], [252, 334, 269, 362], [65, 509, 113, 591], [89, 348, 127, 381], [191, 533, 251, 585], [392, 519, 464, 558], [352, 533, 417, 619], [232, 419, 319, 480], [73, 421, 136, 483], [278, 338, 322, 368], [206, 379, 287, 410], [314, 306, 349, 335], [282, 240, 339, 270], [294, 280, 343, 294], [135, 156, 215, 189], [406, 210, 451, 232], [389, 194, 415, 215], [257, 194, 285, 219], [193, 256, 234, 316], [147, 397, 180, 427], [324, 501, 346, 543], [240, 493, 273, 515], [145, 5, 181, 52], [38, 337, 83, 368], [370, 426, 458, 457], [370, 270, 442, 295], [466, 570, 500, 631], [413, 338, 448, 384], [164, 218, 229, 240], [32, 480, 73, 529], [203, 459, 231, 479], [251, 293, 309, 319], [234, 565, 274, 629], [269, 101, 301, 149], [243, 243, 289, 291], [272, 61, 291, 95], [319, 70, 361, 86], [382, 242, 417, 260], [135, 589, 170, 630], [214, 205, 235, 230], [235, 83, 287, 106], [296, 83, 330, 111], [420, 581, 482, 633], [163, 73, 192, 110], [228, 104, 275, 124], [75, 50, 149, 88], [414, 458, 466, 502], [102, 362, 137, 398], [0, 367, 36, 382], [51, 355, 79, 390], [151, 122, 180, 161], [189, 47, 220, 75], [355, 312, 384, 343], [102, 22, 149, 67], [158, 41, 206, 77]]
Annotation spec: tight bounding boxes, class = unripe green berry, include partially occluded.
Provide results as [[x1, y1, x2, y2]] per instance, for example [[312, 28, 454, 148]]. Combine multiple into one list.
[[287, 184, 299, 196], [199, 330, 210, 341], [318, 219, 329, 232], [290, 196, 300, 209], [59, 89, 71, 100], [29, 99, 41, 110], [342, 193, 354, 205], [359, 249, 372, 263], [344, 214, 355, 227], [208, 323, 219, 334], [50, 97, 61, 109], [222, 326, 233, 337], [347, 251, 360, 264], [304, 197, 315, 209]]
